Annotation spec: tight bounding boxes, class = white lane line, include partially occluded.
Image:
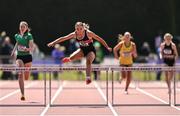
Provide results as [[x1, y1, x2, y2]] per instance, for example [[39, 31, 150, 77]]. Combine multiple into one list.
[[136, 87, 169, 104], [0, 82, 37, 101], [136, 87, 180, 111], [94, 81, 118, 116], [40, 81, 66, 116]]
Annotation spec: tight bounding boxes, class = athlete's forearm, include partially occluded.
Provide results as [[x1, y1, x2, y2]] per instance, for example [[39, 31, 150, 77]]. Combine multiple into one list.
[[99, 38, 109, 49], [113, 47, 119, 59], [48, 33, 74, 47], [52, 37, 64, 44]]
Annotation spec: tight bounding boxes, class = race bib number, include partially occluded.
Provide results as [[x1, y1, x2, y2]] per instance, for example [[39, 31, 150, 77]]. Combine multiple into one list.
[[17, 45, 26, 51], [163, 49, 172, 55], [79, 41, 89, 47], [123, 52, 131, 57]]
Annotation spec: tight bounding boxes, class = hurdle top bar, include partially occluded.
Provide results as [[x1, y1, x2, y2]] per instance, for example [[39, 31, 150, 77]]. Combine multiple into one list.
[[1, 64, 180, 72], [0, 64, 109, 72]]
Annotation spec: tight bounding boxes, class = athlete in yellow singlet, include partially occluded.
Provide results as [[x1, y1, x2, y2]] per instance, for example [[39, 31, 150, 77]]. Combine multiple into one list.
[[113, 32, 137, 94]]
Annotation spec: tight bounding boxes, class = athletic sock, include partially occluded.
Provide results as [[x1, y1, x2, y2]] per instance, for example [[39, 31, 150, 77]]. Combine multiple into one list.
[[86, 76, 90, 80]]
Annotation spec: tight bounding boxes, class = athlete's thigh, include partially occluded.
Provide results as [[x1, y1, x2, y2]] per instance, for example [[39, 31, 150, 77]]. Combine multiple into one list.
[[121, 71, 126, 78], [24, 62, 32, 67], [70, 49, 84, 60], [86, 52, 95, 62], [24, 62, 32, 80]]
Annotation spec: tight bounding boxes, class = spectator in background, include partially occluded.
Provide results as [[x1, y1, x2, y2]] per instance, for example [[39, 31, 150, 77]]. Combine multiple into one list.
[[154, 31, 163, 80], [178, 44, 180, 57], [51, 44, 65, 79], [140, 42, 151, 80], [1, 36, 14, 80], [68, 39, 79, 55], [0, 31, 7, 43], [93, 41, 104, 80], [0, 31, 7, 55], [31, 43, 45, 80], [140, 42, 151, 63]]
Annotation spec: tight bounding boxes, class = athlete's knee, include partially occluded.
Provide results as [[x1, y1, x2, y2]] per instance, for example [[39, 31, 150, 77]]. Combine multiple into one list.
[[16, 60, 24, 67], [86, 59, 92, 65], [18, 72, 23, 78]]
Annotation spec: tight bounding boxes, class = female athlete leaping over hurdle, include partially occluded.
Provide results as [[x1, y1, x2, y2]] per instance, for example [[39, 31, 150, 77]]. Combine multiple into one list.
[[12, 21, 34, 100], [47, 22, 112, 84], [160, 33, 178, 94]]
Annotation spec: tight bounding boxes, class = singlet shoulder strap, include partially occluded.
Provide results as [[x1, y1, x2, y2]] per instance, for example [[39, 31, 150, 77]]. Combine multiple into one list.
[[84, 30, 88, 39], [75, 31, 78, 39]]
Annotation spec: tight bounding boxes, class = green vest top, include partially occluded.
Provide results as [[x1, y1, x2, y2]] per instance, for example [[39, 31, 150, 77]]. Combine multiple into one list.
[[15, 32, 33, 56]]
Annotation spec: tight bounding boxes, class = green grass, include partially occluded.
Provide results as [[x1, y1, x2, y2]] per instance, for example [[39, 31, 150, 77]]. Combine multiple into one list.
[[36, 71, 108, 81], [1, 71, 180, 81], [33, 71, 180, 81]]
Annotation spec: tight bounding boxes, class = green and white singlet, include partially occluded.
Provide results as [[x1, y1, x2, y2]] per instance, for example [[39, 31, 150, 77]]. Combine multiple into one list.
[[15, 32, 33, 56]]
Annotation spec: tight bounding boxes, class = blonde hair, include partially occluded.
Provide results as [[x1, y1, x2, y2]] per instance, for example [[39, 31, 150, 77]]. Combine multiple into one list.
[[124, 32, 131, 36], [164, 33, 173, 39], [20, 21, 31, 32], [117, 34, 124, 42], [75, 22, 89, 30]]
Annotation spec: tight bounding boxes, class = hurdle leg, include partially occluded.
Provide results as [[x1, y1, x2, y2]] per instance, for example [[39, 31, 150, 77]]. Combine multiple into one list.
[[44, 71, 47, 106], [135, 70, 139, 89], [49, 72, 52, 106], [106, 70, 108, 106], [174, 71, 176, 105], [57, 71, 61, 87], [112, 70, 114, 105], [168, 71, 171, 106], [169, 90, 171, 106]]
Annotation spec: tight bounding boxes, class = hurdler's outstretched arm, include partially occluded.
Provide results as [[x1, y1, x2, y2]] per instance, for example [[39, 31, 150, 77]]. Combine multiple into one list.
[[47, 32, 75, 47], [87, 30, 112, 52]]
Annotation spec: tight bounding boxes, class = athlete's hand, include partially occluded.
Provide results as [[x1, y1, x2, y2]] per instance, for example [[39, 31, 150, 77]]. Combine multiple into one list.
[[24, 47, 31, 52], [132, 52, 137, 58], [47, 42, 55, 47], [107, 47, 112, 52]]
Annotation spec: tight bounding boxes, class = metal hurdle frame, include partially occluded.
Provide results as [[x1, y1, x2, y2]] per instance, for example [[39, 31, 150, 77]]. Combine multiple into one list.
[[111, 66, 178, 106], [174, 67, 180, 106], [48, 65, 109, 107], [0, 66, 47, 107], [132, 64, 175, 89], [1, 65, 179, 106]]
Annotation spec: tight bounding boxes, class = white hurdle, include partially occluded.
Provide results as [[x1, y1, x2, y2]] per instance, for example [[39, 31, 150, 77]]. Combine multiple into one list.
[[111, 66, 180, 106], [0, 64, 180, 106], [47, 65, 109, 106], [0, 64, 110, 106], [0, 65, 47, 107]]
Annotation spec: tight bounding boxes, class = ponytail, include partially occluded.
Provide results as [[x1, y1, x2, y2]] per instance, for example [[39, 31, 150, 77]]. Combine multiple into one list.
[[83, 23, 90, 30]]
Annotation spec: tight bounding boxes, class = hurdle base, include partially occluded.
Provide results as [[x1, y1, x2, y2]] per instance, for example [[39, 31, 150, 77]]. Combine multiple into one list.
[[50, 104, 108, 107], [0, 104, 46, 107], [112, 103, 170, 106]]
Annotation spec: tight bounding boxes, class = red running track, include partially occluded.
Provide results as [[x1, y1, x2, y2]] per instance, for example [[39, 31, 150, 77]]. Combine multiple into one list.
[[0, 80, 180, 116]]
